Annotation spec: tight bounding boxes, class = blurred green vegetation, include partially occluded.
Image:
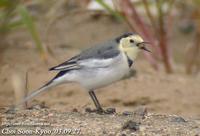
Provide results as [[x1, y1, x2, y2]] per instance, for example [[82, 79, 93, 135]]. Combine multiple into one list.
[[0, 0, 199, 74], [95, 0, 123, 20], [0, 0, 47, 61], [96, 0, 200, 74]]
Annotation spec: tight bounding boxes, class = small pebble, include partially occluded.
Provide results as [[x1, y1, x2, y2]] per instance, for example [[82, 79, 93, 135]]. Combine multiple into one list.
[[72, 108, 78, 112], [122, 120, 140, 131], [48, 113, 54, 117], [6, 115, 14, 120], [122, 111, 133, 116], [5, 108, 16, 114], [170, 116, 186, 123], [134, 107, 147, 119], [85, 107, 95, 113]]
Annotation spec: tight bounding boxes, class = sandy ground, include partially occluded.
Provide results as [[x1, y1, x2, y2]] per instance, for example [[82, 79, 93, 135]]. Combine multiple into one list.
[[0, 11, 200, 119], [1, 107, 200, 136]]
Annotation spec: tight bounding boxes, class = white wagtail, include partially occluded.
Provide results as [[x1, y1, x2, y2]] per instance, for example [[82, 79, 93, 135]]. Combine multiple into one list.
[[18, 32, 150, 112]]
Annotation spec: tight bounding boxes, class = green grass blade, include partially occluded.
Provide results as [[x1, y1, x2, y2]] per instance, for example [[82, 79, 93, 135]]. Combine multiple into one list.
[[95, 0, 123, 20], [7, 20, 25, 30], [0, 0, 13, 8], [0, 20, 24, 32], [17, 5, 47, 61]]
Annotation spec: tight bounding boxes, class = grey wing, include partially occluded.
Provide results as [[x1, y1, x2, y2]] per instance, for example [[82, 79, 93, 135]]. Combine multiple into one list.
[[77, 49, 120, 68], [49, 55, 81, 71], [49, 40, 120, 71]]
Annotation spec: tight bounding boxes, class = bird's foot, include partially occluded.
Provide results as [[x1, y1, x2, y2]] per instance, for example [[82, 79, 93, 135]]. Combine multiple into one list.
[[85, 107, 116, 114]]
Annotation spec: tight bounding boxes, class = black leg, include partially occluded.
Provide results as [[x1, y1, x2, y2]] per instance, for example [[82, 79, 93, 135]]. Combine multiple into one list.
[[88, 90, 116, 114], [89, 90, 103, 112]]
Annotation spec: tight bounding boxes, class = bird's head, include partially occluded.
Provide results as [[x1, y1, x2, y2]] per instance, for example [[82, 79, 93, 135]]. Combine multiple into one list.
[[116, 32, 150, 61]]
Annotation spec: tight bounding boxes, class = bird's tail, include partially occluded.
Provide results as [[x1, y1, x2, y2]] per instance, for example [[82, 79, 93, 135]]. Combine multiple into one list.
[[14, 70, 71, 108], [15, 79, 60, 107]]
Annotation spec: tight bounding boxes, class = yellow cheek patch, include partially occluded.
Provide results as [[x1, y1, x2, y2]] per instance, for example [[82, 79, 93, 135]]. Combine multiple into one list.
[[132, 35, 144, 43], [118, 37, 140, 61]]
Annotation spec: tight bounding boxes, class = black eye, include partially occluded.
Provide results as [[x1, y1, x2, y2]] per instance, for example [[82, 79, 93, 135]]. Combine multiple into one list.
[[130, 39, 134, 43]]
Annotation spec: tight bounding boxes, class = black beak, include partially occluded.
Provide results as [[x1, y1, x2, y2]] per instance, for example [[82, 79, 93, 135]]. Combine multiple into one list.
[[140, 46, 151, 52], [137, 42, 151, 53]]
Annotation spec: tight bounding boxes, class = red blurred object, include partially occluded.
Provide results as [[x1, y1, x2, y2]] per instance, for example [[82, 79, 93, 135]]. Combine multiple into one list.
[[119, 0, 159, 70]]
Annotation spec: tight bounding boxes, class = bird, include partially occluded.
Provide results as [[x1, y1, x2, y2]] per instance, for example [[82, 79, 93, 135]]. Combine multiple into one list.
[[17, 32, 150, 113]]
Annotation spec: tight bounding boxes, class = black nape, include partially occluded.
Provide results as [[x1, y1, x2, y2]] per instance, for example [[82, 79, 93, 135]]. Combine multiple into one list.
[[115, 32, 135, 43]]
